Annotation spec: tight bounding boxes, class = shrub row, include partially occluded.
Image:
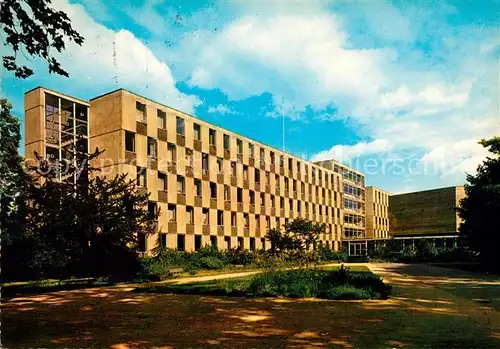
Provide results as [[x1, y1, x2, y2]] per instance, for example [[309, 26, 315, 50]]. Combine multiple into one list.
[[247, 266, 391, 300], [139, 245, 347, 281]]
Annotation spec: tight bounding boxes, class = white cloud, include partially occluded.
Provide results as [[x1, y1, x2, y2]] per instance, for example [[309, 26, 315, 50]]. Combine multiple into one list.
[[206, 104, 240, 115], [379, 82, 472, 110], [310, 139, 392, 163], [180, 14, 394, 113], [11, 0, 200, 114]]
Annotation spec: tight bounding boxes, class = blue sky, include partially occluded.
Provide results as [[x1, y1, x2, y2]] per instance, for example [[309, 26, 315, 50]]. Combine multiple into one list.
[[1, 0, 498, 194]]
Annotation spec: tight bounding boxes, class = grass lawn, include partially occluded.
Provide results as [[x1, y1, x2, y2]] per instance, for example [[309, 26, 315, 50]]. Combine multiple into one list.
[[135, 266, 390, 300], [2, 263, 500, 348]]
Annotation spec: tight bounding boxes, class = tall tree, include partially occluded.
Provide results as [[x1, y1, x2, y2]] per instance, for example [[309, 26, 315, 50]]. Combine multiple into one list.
[[22, 142, 159, 279], [0, 100, 33, 281], [458, 137, 500, 271], [1, 0, 84, 78]]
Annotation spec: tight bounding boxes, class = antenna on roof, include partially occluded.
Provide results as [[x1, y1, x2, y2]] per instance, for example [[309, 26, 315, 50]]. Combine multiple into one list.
[[113, 39, 118, 86], [282, 97, 285, 151]]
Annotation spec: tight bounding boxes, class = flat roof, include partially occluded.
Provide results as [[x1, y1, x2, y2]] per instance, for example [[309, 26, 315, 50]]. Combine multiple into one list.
[[26, 86, 362, 176], [25, 86, 90, 105], [366, 186, 391, 195], [390, 185, 464, 197], [90, 87, 361, 176]]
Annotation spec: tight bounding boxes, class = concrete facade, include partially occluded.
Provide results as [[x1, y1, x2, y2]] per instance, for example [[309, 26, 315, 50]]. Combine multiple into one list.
[[25, 87, 358, 254], [365, 186, 390, 240], [389, 186, 465, 238]]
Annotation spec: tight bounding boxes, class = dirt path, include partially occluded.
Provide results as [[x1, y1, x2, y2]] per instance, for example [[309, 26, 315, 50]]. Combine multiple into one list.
[[2, 263, 500, 348], [163, 263, 368, 285]]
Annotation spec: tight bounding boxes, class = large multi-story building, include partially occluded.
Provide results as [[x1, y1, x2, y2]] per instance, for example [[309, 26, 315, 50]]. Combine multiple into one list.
[[24, 87, 359, 254], [389, 186, 465, 248], [314, 160, 366, 256], [365, 186, 390, 240]]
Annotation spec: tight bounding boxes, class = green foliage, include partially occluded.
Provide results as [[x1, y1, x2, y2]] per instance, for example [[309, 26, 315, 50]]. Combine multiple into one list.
[[264, 217, 326, 267], [1, 0, 84, 78], [458, 137, 500, 271], [323, 285, 372, 300], [0, 100, 33, 281], [415, 240, 438, 262], [247, 267, 391, 300], [198, 256, 226, 270], [225, 247, 253, 265], [2, 138, 158, 281], [318, 245, 347, 262]]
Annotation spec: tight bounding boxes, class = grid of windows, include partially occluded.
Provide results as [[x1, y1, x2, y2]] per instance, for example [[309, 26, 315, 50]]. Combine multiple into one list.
[[35, 88, 369, 253]]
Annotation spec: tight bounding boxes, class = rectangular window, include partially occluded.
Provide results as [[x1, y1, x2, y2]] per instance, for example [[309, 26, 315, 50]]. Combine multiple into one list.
[[195, 235, 202, 251], [224, 236, 231, 250], [244, 213, 249, 227], [148, 201, 157, 217], [193, 123, 201, 141], [209, 129, 216, 145], [147, 137, 157, 158], [237, 139, 243, 154], [136, 101, 146, 122], [249, 143, 254, 157], [261, 238, 266, 250], [250, 237, 255, 251], [280, 155, 284, 168], [186, 149, 194, 168], [224, 185, 231, 201], [243, 165, 248, 180], [186, 206, 194, 224], [217, 210, 224, 226], [177, 234, 185, 251], [271, 195, 275, 208], [137, 167, 147, 187], [231, 212, 237, 227], [177, 176, 185, 194], [288, 158, 293, 170], [231, 161, 237, 177], [260, 193, 265, 206], [210, 182, 217, 199], [176, 116, 185, 136], [138, 233, 147, 252], [223, 134, 230, 150], [210, 235, 218, 249], [255, 169, 260, 183], [270, 151, 275, 165], [158, 172, 167, 191], [167, 143, 176, 163], [157, 109, 166, 129], [202, 208, 209, 224], [250, 191, 255, 205], [125, 131, 135, 152], [217, 158, 223, 173], [168, 204, 176, 222], [194, 179, 202, 196], [237, 188, 243, 203], [238, 237, 244, 250], [260, 148, 265, 164], [160, 233, 167, 248]]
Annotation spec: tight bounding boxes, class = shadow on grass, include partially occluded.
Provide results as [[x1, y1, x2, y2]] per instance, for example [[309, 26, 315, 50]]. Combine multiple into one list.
[[2, 264, 500, 348]]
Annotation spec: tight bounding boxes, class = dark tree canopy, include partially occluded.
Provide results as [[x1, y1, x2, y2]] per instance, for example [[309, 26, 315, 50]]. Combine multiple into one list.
[[458, 137, 500, 271], [1, 0, 84, 78], [2, 132, 159, 281], [265, 217, 325, 267]]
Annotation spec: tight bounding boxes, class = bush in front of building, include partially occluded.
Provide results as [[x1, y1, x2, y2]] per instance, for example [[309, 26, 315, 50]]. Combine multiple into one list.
[[245, 266, 391, 300], [318, 245, 348, 262]]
